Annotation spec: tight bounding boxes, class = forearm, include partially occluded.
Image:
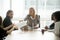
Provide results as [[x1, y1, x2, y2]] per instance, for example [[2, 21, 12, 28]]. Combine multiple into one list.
[[7, 27, 14, 34], [3, 25, 13, 30]]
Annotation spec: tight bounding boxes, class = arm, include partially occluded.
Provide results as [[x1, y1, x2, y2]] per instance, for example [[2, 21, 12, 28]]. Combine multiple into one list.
[[3, 24, 14, 30], [7, 27, 14, 34], [49, 23, 55, 29], [38, 16, 40, 28], [36, 15, 40, 28]]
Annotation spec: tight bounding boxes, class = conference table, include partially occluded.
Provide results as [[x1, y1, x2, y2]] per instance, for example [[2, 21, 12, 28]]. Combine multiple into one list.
[[5, 29, 60, 40], [5, 21, 60, 40]]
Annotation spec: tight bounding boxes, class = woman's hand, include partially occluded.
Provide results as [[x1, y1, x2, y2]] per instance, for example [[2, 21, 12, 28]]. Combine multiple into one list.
[[19, 20, 23, 22], [14, 26, 18, 30]]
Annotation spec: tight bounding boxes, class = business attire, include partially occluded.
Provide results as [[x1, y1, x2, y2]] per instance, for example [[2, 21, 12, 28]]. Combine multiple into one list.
[[54, 21, 60, 37], [24, 15, 40, 28], [49, 23, 55, 29], [0, 25, 7, 40], [3, 16, 12, 30]]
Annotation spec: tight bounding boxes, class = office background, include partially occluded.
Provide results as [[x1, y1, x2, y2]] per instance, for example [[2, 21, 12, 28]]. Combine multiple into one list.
[[0, 0, 60, 28]]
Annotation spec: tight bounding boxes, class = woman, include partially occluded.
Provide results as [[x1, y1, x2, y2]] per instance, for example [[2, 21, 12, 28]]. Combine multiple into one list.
[[49, 13, 55, 29], [0, 16, 14, 40], [45, 13, 55, 30], [24, 7, 40, 29], [52, 11, 60, 37]]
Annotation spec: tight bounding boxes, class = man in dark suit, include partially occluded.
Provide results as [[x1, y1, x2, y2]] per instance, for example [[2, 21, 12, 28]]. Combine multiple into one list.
[[3, 10, 13, 30], [0, 16, 15, 40], [3, 10, 18, 31]]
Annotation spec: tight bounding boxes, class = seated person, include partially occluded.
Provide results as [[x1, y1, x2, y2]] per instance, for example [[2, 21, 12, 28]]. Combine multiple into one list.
[[0, 16, 14, 40], [24, 7, 40, 29], [45, 11, 60, 37], [45, 12, 55, 30], [3, 10, 18, 31], [52, 11, 60, 37], [49, 13, 55, 29]]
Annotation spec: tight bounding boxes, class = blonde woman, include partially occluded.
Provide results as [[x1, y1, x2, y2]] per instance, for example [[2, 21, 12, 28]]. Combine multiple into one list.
[[24, 7, 40, 29]]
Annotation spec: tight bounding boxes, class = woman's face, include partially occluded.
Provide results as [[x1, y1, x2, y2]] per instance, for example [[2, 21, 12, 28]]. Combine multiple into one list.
[[29, 8, 35, 16], [53, 16, 56, 22]]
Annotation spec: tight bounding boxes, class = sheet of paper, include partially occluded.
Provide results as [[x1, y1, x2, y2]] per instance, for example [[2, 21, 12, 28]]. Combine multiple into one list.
[[16, 21, 27, 28]]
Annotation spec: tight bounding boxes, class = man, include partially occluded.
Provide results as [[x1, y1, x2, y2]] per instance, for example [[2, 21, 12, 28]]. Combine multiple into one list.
[[0, 16, 15, 40], [3, 10, 18, 31]]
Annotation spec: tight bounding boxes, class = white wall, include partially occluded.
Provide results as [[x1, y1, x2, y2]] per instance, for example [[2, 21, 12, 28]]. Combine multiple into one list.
[[0, 0, 10, 18], [0, 0, 60, 27], [12, 0, 25, 20]]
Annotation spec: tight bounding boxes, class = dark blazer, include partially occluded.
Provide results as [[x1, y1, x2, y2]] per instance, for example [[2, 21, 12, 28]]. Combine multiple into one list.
[[0, 27, 7, 40], [3, 16, 12, 30], [49, 23, 55, 29]]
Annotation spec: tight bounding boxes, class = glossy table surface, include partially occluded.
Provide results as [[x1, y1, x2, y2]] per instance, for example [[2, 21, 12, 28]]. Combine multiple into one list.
[[5, 29, 60, 40]]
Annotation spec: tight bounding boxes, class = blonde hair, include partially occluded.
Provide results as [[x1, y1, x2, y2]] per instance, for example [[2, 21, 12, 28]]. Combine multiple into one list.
[[29, 7, 35, 14]]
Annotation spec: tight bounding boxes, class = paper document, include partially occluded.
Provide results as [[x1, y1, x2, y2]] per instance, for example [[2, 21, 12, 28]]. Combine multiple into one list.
[[16, 21, 27, 28]]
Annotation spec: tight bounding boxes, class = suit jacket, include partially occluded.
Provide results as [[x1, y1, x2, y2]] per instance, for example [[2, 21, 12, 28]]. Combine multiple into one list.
[[49, 23, 55, 29], [0, 27, 7, 39], [3, 16, 12, 30], [24, 15, 40, 28]]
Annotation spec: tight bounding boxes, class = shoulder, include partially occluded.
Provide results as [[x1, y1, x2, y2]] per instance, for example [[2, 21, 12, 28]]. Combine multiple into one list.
[[4, 17, 10, 21], [55, 21, 60, 25], [36, 14, 40, 17], [26, 15, 31, 18], [36, 15, 40, 18], [3, 17, 10, 24], [27, 15, 30, 17]]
